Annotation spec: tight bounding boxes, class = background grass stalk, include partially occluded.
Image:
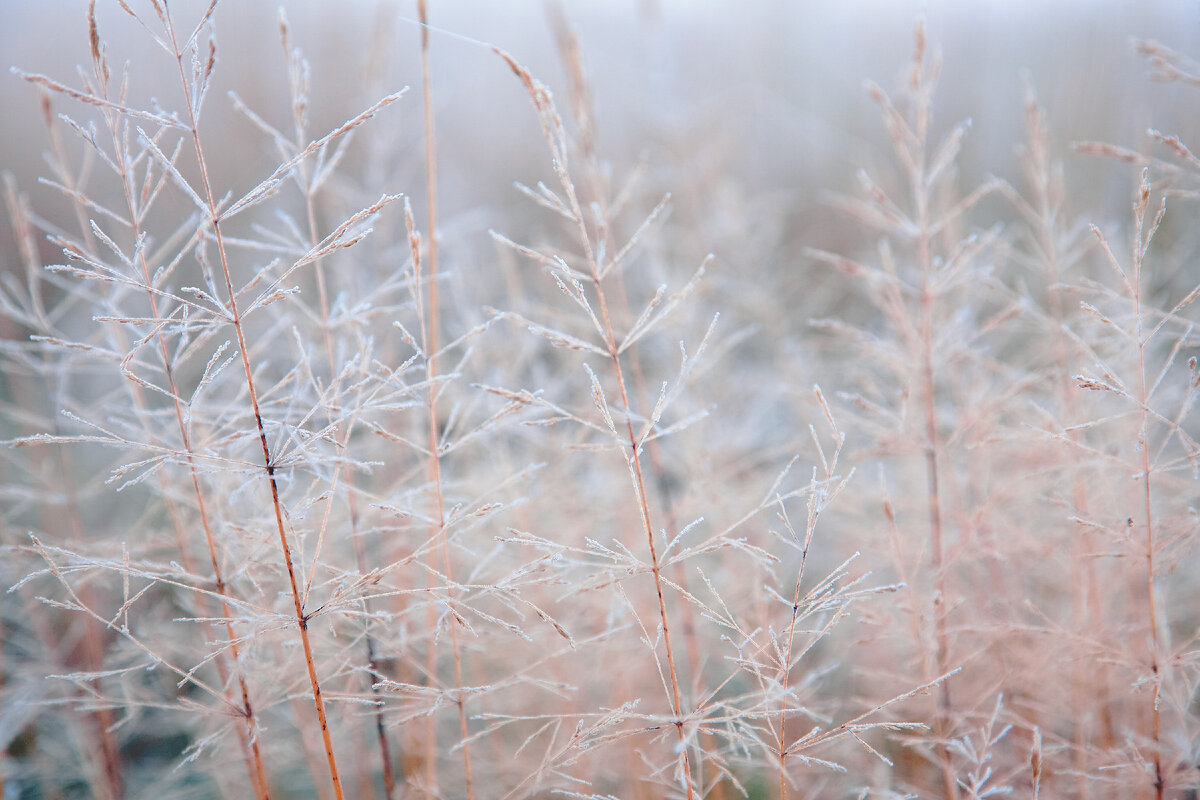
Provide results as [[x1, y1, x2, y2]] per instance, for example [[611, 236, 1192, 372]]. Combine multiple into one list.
[[415, 5, 474, 796], [1131, 176, 1164, 800]]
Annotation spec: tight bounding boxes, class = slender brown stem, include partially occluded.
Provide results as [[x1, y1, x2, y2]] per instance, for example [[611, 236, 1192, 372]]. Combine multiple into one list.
[[1023, 96, 1096, 800], [777, 548, 812, 800], [290, 36, 395, 795], [416, 4, 474, 797], [82, 45, 274, 800], [46, 39, 272, 797], [573, 207, 695, 798], [61, 447, 125, 800], [419, 0, 440, 378], [5, 173, 124, 800], [545, 21, 717, 793], [1049, 217, 1096, 800], [1131, 183, 1164, 800], [504, 37, 696, 791], [27, 104, 125, 800], [1139, 368, 1163, 800], [917, 223, 957, 800], [910, 55, 958, 799], [642, 390, 723, 798], [160, 10, 343, 799]]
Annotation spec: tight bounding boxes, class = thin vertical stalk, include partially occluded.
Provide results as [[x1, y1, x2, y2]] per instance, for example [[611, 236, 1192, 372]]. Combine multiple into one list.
[[597, 288, 695, 800], [916, 204, 958, 800], [571, 171, 696, 800], [159, 9, 344, 799], [1047, 199, 1097, 800], [1138, 324, 1164, 800], [1131, 179, 1164, 800], [774, 407, 843, 800], [545, 26, 714, 785], [1084, 173, 1169, 799], [776, 518, 814, 800], [283, 12, 395, 790], [54, 444, 125, 800], [304, 142, 395, 800], [9, 114, 124, 800], [908, 28, 958, 798], [499, 49, 696, 798], [1018, 93, 1097, 800], [417, 4, 474, 797], [78, 11, 272, 789]]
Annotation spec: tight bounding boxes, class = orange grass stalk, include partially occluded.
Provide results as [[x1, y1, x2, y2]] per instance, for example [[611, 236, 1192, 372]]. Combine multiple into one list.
[[158, 5, 398, 797], [1090, 172, 1167, 800], [899, 31, 959, 798], [3, 125, 125, 800], [1003, 86, 1100, 799], [498, 47, 700, 799], [414, 3, 475, 797], [84, 5, 271, 794]]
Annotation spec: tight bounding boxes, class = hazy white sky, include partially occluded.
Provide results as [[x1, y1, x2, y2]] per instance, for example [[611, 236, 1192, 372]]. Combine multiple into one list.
[[3, 0, 1199, 226]]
